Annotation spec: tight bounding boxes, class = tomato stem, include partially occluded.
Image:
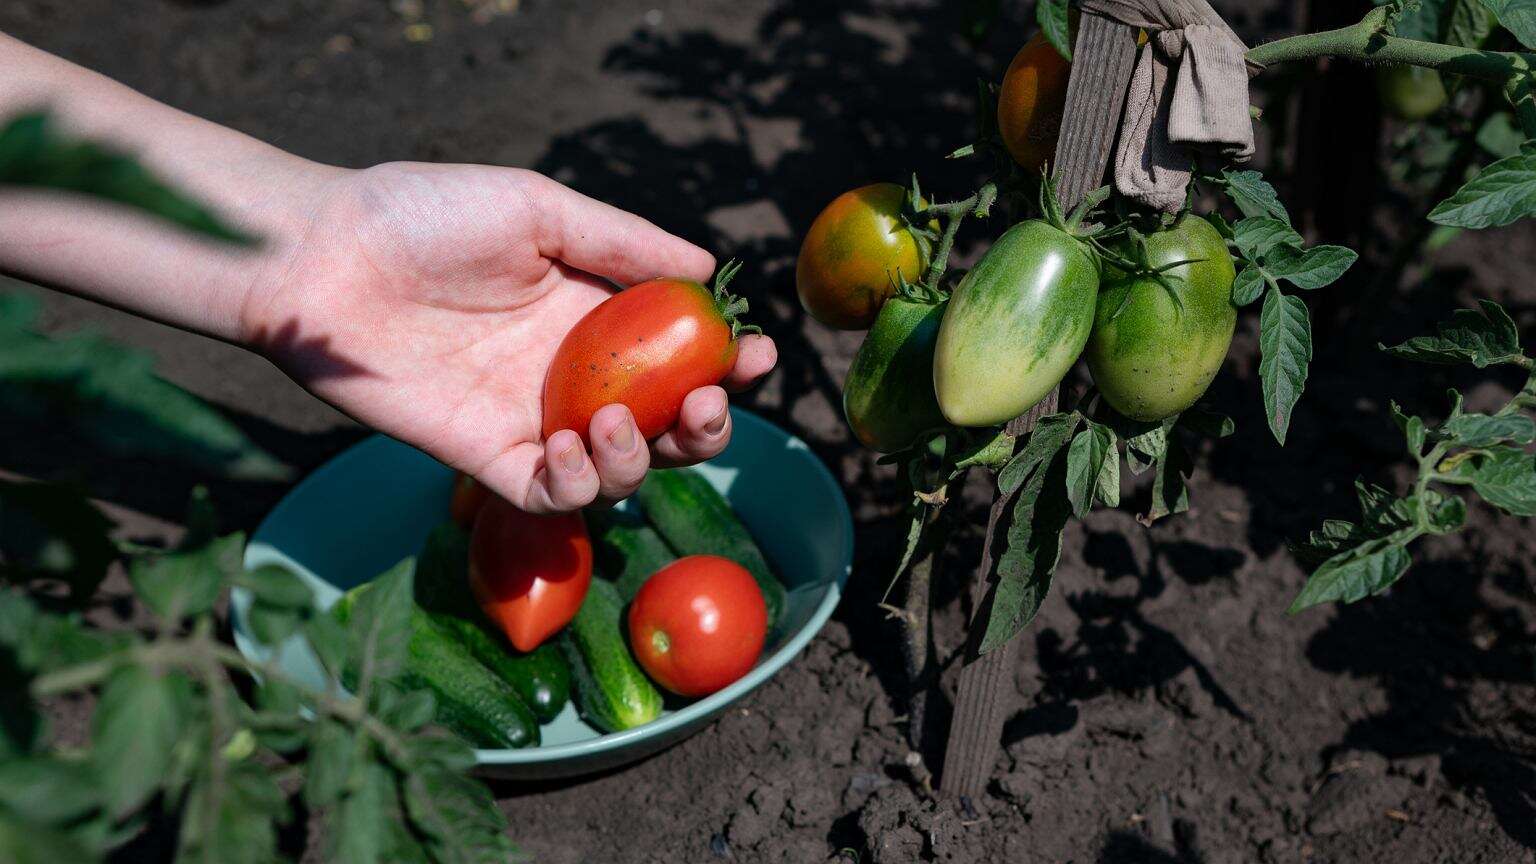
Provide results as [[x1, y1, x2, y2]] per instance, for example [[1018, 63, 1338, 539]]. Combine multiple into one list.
[[710, 259, 762, 339]]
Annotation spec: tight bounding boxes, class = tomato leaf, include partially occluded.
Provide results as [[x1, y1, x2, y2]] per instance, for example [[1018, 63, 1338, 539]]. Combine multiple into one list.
[[403, 768, 518, 864], [1144, 433, 1193, 525], [1427, 493, 1469, 532], [1377, 0, 1445, 40], [1036, 0, 1072, 61], [1288, 536, 1415, 613], [1480, 0, 1536, 49], [128, 532, 243, 623], [1379, 299, 1525, 367], [1476, 113, 1525, 159], [93, 666, 191, 818], [1232, 217, 1303, 260], [1095, 444, 1122, 509], [177, 759, 287, 864], [1122, 416, 1172, 475], [1178, 404, 1236, 438], [1470, 446, 1536, 515], [1391, 401, 1429, 455], [1439, 412, 1536, 448], [303, 721, 355, 809], [997, 413, 1080, 497], [981, 435, 1073, 654], [1446, 0, 1498, 46], [1429, 150, 1536, 228], [345, 559, 416, 687], [1065, 422, 1114, 517], [334, 761, 394, 864], [1221, 170, 1290, 222], [1258, 288, 1313, 445], [1261, 244, 1358, 291]]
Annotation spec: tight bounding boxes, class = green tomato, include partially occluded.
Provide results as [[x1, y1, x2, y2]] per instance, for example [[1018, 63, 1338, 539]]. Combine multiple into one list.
[[933, 220, 1099, 427], [1376, 64, 1447, 121], [1084, 215, 1236, 422], [842, 296, 948, 452]]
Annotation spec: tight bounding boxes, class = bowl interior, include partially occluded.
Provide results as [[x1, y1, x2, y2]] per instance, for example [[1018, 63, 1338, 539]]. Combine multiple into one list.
[[235, 408, 852, 766]]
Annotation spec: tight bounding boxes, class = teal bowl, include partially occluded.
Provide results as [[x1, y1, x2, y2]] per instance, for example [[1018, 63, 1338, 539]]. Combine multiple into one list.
[[233, 408, 852, 780]]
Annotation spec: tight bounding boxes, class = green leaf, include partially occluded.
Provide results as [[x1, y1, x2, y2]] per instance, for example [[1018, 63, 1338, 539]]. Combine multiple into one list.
[[1232, 217, 1303, 260], [127, 532, 243, 622], [1379, 300, 1525, 367], [1470, 446, 1536, 515], [1378, 0, 1445, 40], [334, 761, 394, 864], [1144, 433, 1193, 525], [0, 113, 253, 243], [403, 730, 478, 774], [247, 602, 305, 646], [1179, 405, 1236, 438], [1036, 0, 1073, 60], [92, 666, 190, 818], [346, 559, 416, 686], [1391, 402, 1428, 455], [0, 479, 117, 602], [1288, 537, 1414, 613], [236, 565, 314, 609], [1065, 422, 1114, 517], [403, 769, 517, 864], [1258, 288, 1313, 445], [998, 413, 1080, 497], [1480, 0, 1536, 48], [0, 812, 98, 864], [1428, 150, 1536, 228], [1232, 266, 1266, 306], [383, 689, 437, 733], [177, 759, 287, 864], [1221, 169, 1290, 221], [1428, 493, 1469, 532], [1439, 412, 1536, 447], [981, 424, 1075, 654], [1476, 112, 1525, 159], [1261, 244, 1358, 290], [1095, 442, 1121, 509], [303, 721, 355, 809], [305, 612, 350, 678], [0, 756, 101, 826], [1121, 416, 1171, 475], [1446, 0, 1498, 45]]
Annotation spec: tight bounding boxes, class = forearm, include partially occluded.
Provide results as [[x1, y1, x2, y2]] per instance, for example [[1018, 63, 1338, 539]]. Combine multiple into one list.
[[0, 32, 341, 343]]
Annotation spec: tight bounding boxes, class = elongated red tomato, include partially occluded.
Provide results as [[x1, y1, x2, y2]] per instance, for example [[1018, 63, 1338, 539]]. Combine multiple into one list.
[[541, 264, 751, 445], [448, 471, 489, 528], [998, 33, 1072, 174], [627, 555, 767, 697], [469, 494, 593, 652]]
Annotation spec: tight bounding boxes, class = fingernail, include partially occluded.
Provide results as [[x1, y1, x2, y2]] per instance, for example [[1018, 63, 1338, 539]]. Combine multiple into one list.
[[607, 418, 637, 453], [558, 441, 586, 474], [704, 407, 728, 436]]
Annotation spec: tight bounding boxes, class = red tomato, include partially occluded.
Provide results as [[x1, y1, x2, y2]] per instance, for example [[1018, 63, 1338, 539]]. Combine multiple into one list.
[[997, 33, 1072, 174], [541, 265, 750, 445], [448, 471, 490, 528], [627, 555, 767, 697], [468, 494, 593, 652], [795, 183, 931, 331]]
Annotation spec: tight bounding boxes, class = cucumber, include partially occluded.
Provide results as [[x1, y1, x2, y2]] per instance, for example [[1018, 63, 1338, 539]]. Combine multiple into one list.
[[585, 508, 676, 601], [333, 585, 540, 749], [415, 521, 571, 723], [634, 468, 784, 629], [561, 579, 662, 733]]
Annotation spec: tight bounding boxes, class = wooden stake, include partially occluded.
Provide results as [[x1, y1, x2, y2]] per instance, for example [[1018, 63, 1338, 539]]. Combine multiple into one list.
[[938, 13, 1138, 802]]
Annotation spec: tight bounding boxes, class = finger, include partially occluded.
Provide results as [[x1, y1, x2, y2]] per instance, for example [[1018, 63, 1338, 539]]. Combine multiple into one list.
[[525, 172, 715, 286], [588, 403, 651, 505], [475, 431, 600, 514], [721, 334, 777, 393], [650, 386, 731, 467]]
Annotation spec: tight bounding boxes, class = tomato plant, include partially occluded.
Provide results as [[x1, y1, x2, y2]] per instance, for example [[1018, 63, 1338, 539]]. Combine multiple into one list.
[[541, 262, 756, 445], [796, 182, 933, 330], [626, 555, 767, 697], [1084, 215, 1237, 422], [469, 494, 593, 652]]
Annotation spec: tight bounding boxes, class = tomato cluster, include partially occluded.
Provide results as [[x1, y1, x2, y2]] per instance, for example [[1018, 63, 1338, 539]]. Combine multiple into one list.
[[796, 32, 1241, 452]]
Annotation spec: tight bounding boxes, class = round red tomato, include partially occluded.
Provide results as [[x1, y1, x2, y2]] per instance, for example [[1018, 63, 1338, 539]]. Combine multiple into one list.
[[449, 471, 490, 528], [627, 555, 767, 697], [997, 33, 1072, 174], [796, 183, 930, 330], [541, 267, 749, 445], [469, 494, 592, 652]]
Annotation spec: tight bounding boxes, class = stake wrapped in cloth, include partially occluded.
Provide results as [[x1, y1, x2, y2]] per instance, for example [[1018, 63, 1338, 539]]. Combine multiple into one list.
[[1078, 0, 1256, 212]]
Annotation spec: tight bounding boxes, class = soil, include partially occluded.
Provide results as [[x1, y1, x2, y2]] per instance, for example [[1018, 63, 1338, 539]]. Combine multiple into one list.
[[3, 1, 1535, 862]]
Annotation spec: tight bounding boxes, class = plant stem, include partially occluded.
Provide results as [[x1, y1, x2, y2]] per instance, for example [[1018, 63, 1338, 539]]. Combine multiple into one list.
[[918, 182, 996, 294], [1247, 10, 1534, 82], [900, 506, 945, 753]]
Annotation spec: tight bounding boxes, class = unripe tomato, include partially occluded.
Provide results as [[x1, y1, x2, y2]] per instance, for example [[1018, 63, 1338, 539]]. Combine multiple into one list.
[[842, 295, 947, 452], [627, 555, 767, 697], [1085, 216, 1236, 421], [796, 183, 931, 330], [469, 494, 593, 652], [449, 471, 490, 528], [542, 269, 749, 445], [1376, 64, 1447, 121], [998, 33, 1072, 174]]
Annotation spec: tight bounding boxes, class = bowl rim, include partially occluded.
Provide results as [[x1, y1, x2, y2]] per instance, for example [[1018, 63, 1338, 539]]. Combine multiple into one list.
[[235, 407, 853, 766]]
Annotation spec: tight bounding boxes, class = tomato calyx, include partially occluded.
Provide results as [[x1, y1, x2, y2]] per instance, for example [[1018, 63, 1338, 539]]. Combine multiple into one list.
[[710, 259, 761, 340]]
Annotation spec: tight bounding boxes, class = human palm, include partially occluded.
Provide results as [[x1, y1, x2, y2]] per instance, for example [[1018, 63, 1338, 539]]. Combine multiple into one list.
[[242, 162, 775, 512]]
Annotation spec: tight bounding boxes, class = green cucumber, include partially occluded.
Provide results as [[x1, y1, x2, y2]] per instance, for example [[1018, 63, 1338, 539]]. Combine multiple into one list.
[[635, 468, 784, 629], [585, 508, 676, 601], [333, 584, 539, 749], [415, 521, 571, 722], [561, 579, 662, 733]]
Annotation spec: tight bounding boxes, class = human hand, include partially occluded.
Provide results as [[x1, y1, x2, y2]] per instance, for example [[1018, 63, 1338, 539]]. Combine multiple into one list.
[[240, 162, 776, 513]]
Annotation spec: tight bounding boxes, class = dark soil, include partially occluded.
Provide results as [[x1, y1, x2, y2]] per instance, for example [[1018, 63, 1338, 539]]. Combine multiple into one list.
[[4, 1, 1535, 862]]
